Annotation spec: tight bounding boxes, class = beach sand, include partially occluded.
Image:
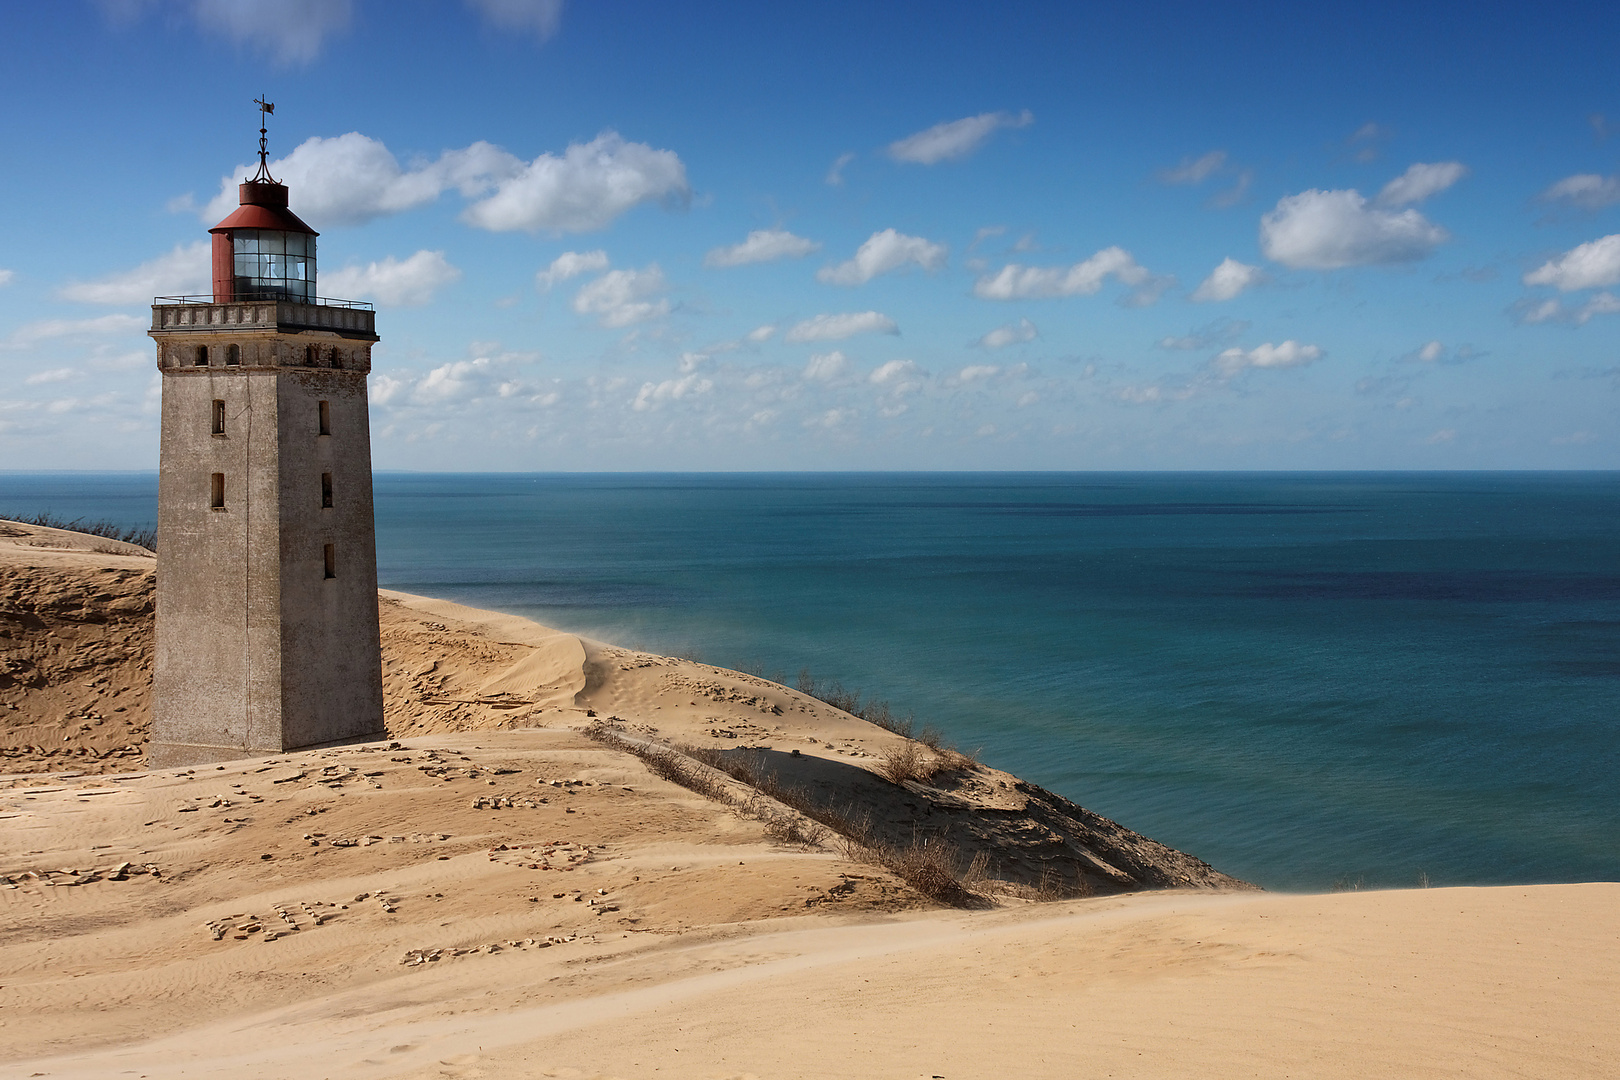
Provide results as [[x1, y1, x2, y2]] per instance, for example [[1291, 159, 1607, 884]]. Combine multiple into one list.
[[2, 522, 1615, 1078]]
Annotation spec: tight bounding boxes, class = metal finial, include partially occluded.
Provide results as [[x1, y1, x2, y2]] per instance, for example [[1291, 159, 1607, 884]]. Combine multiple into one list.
[[250, 97, 277, 183]]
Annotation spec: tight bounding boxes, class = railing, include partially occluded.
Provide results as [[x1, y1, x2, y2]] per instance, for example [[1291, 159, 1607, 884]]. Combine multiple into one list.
[[153, 294, 374, 310]]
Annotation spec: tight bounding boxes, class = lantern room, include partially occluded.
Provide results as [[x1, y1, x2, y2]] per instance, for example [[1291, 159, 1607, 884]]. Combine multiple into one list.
[[209, 179, 318, 303]]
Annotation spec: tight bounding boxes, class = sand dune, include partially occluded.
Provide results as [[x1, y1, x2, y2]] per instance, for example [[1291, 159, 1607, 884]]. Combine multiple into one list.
[[2, 521, 1616, 1078]]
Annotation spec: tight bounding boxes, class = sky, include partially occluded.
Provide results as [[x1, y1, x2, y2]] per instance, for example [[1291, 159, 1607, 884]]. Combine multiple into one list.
[[1, 0, 1618, 471]]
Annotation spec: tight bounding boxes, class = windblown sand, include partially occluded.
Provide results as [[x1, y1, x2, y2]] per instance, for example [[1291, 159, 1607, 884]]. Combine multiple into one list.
[[1, 522, 1615, 1079]]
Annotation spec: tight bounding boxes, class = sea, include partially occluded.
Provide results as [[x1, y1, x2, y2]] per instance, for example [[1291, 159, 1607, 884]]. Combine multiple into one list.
[[3, 470, 1616, 892]]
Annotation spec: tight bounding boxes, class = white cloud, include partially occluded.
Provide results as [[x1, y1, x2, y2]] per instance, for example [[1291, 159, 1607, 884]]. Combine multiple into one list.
[[1259, 189, 1449, 269], [825, 152, 856, 186], [784, 311, 899, 342], [887, 110, 1034, 165], [0, 269, 13, 287], [60, 242, 210, 304], [461, 131, 689, 234], [1425, 428, 1457, 445], [817, 229, 947, 285], [413, 357, 499, 404], [321, 250, 460, 307], [536, 250, 609, 290], [976, 318, 1038, 348], [1414, 340, 1446, 363], [803, 350, 850, 381], [973, 246, 1153, 300], [201, 131, 685, 234], [958, 364, 999, 383], [1212, 340, 1322, 376], [705, 229, 821, 268], [572, 265, 670, 327], [1191, 257, 1266, 302], [1537, 173, 1620, 212], [1159, 150, 1227, 184], [5, 314, 147, 347], [24, 367, 79, 385], [1375, 162, 1468, 207], [746, 325, 777, 343], [464, 0, 563, 40], [189, 0, 353, 64], [870, 358, 923, 387], [632, 373, 712, 411], [1523, 234, 1620, 291], [1516, 292, 1620, 326]]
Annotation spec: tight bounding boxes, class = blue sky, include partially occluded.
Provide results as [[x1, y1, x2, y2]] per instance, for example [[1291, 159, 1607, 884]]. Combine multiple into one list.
[[2, 0, 1618, 470]]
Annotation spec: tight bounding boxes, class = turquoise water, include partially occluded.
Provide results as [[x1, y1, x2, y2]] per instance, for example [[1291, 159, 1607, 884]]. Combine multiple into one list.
[[4, 471, 1617, 891]]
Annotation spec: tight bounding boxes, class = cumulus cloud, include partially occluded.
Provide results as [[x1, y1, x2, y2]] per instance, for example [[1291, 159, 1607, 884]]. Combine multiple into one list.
[[803, 350, 850, 381], [536, 250, 609, 290], [1375, 162, 1468, 207], [464, 0, 563, 40], [0, 269, 13, 287], [825, 152, 856, 186], [320, 250, 461, 307], [60, 242, 210, 304], [459, 132, 689, 233], [746, 325, 777, 343], [784, 311, 899, 342], [572, 265, 670, 328], [1190, 257, 1266, 302], [1515, 292, 1620, 326], [705, 229, 820, 268], [413, 357, 501, 404], [973, 246, 1156, 301], [188, 0, 353, 64], [887, 110, 1033, 165], [201, 131, 685, 233], [1211, 340, 1322, 376], [1159, 150, 1227, 184], [817, 229, 947, 285], [957, 364, 999, 383], [869, 358, 924, 387], [1414, 340, 1446, 363], [633, 373, 712, 411], [1538, 173, 1620, 213], [976, 318, 1037, 348], [1523, 234, 1620, 291], [1259, 189, 1449, 269]]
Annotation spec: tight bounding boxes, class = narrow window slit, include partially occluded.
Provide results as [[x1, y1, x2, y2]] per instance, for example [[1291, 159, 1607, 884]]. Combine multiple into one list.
[[210, 473, 225, 509], [321, 472, 333, 508], [212, 400, 225, 435], [318, 400, 331, 435], [323, 543, 336, 579]]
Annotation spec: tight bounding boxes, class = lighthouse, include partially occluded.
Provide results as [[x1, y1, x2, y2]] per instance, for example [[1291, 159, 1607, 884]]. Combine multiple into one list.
[[147, 102, 384, 766]]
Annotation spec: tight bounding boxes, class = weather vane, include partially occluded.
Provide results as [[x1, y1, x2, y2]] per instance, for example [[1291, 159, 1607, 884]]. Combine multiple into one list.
[[250, 96, 277, 183]]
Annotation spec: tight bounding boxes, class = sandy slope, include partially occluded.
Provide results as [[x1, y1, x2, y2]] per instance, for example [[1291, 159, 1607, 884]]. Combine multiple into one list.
[[8, 884, 1617, 1079], [2, 523, 1616, 1078]]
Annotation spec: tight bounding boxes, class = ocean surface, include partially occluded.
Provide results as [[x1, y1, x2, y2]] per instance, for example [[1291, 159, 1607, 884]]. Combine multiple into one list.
[[3, 471, 1616, 892]]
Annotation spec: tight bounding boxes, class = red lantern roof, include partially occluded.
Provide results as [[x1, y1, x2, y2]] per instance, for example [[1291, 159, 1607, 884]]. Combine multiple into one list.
[[210, 181, 318, 236]]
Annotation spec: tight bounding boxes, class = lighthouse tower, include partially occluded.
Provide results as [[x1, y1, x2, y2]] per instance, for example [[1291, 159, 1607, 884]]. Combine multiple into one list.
[[147, 103, 384, 767]]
